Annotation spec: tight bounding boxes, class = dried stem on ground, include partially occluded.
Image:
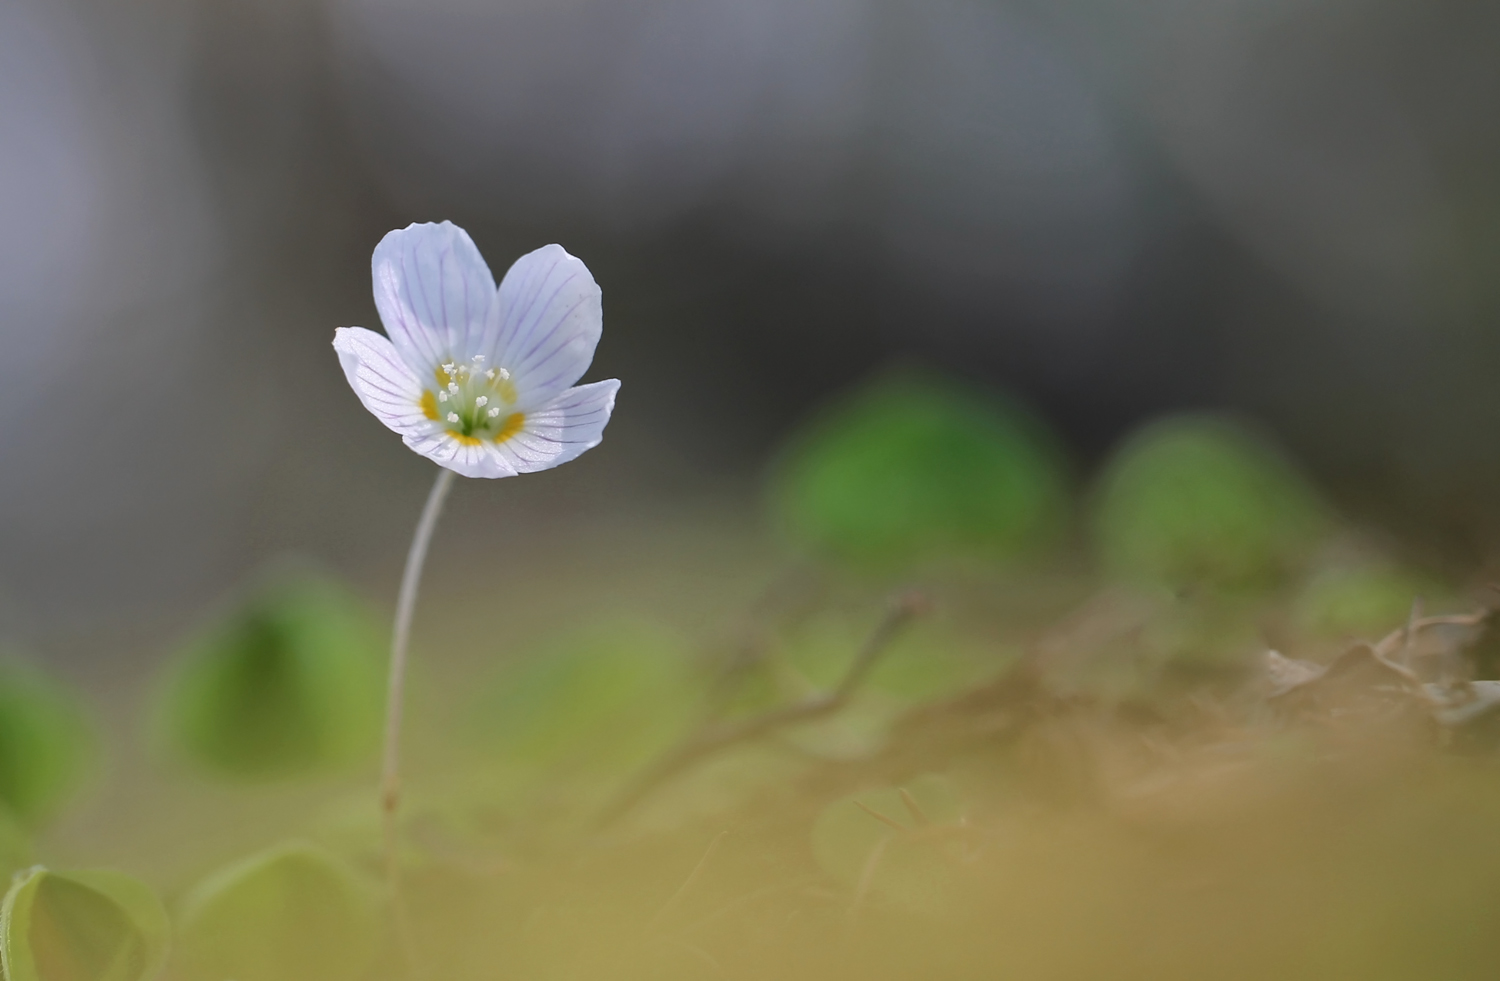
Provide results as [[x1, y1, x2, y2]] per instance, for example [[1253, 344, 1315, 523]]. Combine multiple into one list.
[[595, 590, 930, 828]]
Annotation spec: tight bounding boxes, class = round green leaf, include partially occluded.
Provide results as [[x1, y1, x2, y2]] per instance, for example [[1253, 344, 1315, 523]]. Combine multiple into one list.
[[1296, 563, 1445, 639], [769, 370, 1070, 569], [1091, 415, 1330, 589], [158, 570, 385, 778], [0, 661, 93, 825], [0, 867, 169, 981], [175, 841, 377, 981], [476, 620, 696, 773]]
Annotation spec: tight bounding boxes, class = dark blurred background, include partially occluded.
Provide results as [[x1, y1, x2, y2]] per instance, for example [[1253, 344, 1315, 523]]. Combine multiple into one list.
[[2, 0, 1499, 651]]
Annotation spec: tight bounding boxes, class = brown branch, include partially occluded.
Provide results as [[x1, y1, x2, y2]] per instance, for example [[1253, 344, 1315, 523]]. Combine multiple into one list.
[[594, 590, 929, 829], [703, 563, 824, 711], [897, 786, 930, 827], [853, 799, 910, 833]]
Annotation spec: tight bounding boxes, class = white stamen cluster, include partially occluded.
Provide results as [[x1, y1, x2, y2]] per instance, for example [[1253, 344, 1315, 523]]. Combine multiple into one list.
[[432, 354, 518, 439]]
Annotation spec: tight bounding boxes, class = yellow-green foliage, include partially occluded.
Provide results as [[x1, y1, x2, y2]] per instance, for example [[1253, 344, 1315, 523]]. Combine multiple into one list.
[[1297, 563, 1447, 638], [175, 842, 377, 981], [811, 775, 966, 913], [0, 661, 92, 825], [157, 570, 385, 778], [0, 868, 168, 981], [0, 810, 31, 883], [1092, 415, 1329, 589], [769, 370, 1070, 570], [778, 609, 1002, 702], [475, 619, 698, 775], [23, 390, 1500, 981]]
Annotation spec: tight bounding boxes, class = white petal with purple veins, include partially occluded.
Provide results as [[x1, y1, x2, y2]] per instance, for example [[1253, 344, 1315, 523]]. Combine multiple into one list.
[[402, 430, 521, 479], [482, 244, 603, 408], [372, 221, 496, 371], [495, 379, 620, 474], [333, 326, 438, 437]]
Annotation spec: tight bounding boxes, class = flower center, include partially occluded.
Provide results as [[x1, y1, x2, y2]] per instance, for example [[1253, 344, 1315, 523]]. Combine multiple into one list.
[[419, 354, 525, 445]]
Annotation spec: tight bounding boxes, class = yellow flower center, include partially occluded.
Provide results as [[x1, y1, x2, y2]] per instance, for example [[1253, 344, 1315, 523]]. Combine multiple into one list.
[[418, 354, 525, 445]]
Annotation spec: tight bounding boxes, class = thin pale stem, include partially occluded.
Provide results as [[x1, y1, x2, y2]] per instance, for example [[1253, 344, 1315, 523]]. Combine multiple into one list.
[[380, 466, 456, 964]]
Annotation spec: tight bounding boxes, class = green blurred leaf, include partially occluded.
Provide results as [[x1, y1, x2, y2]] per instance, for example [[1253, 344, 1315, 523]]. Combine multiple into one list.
[[175, 841, 377, 981], [769, 369, 1070, 569], [1091, 415, 1330, 589], [158, 569, 385, 778], [476, 620, 696, 774], [1296, 563, 1445, 639], [0, 661, 93, 825], [0, 867, 169, 981]]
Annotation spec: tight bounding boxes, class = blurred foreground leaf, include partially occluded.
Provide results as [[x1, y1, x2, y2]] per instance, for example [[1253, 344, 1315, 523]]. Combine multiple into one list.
[[476, 620, 696, 774], [175, 841, 377, 981], [769, 370, 1069, 570], [0, 661, 93, 825], [1092, 416, 1329, 589], [811, 776, 968, 914], [0, 867, 168, 981], [158, 570, 385, 778]]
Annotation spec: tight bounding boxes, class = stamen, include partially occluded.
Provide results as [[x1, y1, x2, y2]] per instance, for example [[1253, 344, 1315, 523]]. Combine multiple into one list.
[[487, 407, 501, 418], [447, 382, 459, 394], [441, 362, 455, 374], [485, 369, 496, 380], [472, 354, 485, 362], [497, 368, 511, 381], [446, 412, 460, 423], [475, 396, 488, 408]]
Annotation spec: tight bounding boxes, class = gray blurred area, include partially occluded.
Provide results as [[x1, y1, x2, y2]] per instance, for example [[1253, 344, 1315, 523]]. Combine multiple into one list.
[[2, 0, 1499, 649]]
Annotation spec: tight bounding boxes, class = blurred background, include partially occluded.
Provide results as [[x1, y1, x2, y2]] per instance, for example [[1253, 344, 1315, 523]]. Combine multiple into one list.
[[2, 0, 1499, 657]]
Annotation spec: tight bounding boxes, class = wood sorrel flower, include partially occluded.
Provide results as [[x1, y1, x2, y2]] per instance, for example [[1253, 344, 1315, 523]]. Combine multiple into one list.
[[333, 221, 619, 478]]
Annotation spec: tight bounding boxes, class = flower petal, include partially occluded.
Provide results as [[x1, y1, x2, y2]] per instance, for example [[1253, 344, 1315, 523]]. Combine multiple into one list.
[[401, 431, 520, 479], [495, 379, 620, 474], [372, 221, 495, 372], [483, 245, 603, 408], [333, 327, 439, 437]]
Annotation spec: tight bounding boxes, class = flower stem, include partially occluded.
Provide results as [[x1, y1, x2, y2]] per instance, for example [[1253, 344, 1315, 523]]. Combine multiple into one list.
[[380, 465, 456, 961]]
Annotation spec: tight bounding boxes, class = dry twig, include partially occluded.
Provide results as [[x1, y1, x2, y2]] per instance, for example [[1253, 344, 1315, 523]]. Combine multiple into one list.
[[595, 590, 929, 828]]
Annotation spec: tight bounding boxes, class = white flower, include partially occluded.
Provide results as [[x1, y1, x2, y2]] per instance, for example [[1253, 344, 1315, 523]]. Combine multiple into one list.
[[333, 221, 620, 478]]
